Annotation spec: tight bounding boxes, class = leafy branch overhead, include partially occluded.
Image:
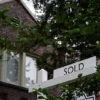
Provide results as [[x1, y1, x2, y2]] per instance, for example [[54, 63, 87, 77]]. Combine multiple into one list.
[[0, 8, 54, 53], [0, 0, 100, 74], [0, 0, 100, 99], [34, 0, 100, 75]]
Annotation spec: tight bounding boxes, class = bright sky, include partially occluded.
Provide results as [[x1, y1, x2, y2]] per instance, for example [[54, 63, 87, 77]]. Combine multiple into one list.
[[22, 0, 43, 20], [22, 0, 36, 16]]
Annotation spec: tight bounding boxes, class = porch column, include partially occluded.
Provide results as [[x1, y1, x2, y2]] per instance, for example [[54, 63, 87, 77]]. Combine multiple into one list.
[[18, 52, 26, 87], [37, 69, 48, 100], [0, 50, 7, 82]]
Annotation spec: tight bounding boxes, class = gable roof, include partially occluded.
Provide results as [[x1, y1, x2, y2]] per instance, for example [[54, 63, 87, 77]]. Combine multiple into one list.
[[0, 0, 50, 56], [0, 0, 38, 25], [0, 0, 37, 54], [0, 0, 13, 4]]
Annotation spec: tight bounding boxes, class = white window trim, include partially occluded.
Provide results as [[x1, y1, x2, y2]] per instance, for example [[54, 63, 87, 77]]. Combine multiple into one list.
[[0, 49, 7, 82], [0, 50, 25, 86], [26, 54, 38, 86], [0, 0, 13, 4], [18, 52, 26, 87]]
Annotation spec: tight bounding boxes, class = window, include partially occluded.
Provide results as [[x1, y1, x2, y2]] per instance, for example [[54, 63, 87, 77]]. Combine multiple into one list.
[[6, 52, 19, 84], [0, 49, 37, 87], [25, 56, 37, 86]]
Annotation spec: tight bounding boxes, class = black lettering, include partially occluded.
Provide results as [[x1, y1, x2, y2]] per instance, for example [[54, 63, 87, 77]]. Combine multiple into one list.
[[74, 65, 78, 72], [68, 66, 73, 74], [79, 63, 84, 70], [64, 68, 67, 75]]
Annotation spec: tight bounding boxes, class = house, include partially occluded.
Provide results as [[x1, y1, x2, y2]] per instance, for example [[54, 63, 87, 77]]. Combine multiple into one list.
[[0, 0, 38, 99], [1, 1, 100, 100]]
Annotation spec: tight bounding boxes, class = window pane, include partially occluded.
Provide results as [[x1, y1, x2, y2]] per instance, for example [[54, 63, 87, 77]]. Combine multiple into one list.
[[6, 52, 19, 84], [26, 56, 37, 86]]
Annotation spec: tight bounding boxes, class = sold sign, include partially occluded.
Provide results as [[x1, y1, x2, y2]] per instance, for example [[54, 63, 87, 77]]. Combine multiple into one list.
[[53, 56, 96, 78]]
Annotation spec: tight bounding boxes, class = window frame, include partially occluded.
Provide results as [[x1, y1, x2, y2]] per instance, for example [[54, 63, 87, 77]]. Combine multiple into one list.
[[25, 54, 38, 87], [0, 49, 38, 87]]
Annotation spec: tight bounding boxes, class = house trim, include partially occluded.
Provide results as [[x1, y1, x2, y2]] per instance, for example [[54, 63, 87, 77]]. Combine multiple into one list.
[[0, 50, 7, 82], [20, 0, 39, 25], [0, 0, 13, 4]]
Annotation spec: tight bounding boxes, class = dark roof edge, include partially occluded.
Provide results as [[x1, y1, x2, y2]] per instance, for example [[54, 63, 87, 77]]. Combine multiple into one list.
[[0, 81, 28, 92]]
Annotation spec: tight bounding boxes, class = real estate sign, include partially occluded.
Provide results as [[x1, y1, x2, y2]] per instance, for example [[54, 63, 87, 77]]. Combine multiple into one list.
[[53, 56, 96, 78]]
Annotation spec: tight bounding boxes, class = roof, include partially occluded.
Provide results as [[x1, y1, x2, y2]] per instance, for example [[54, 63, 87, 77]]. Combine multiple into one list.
[[0, 0, 37, 54], [0, 0, 52, 56]]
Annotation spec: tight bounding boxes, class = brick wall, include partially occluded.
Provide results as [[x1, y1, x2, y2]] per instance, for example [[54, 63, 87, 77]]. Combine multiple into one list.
[[0, 0, 37, 40], [0, 81, 37, 100]]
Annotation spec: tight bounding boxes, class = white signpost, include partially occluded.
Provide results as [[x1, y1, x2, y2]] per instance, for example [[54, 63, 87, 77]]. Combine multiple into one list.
[[29, 56, 96, 100], [76, 93, 95, 100], [61, 92, 95, 100]]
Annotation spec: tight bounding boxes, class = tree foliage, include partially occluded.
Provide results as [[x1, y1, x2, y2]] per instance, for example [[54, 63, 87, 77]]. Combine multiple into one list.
[[32, 0, 100, 99], [0, 8, 50, 53], [0, 0, 100, 76], [33, 0, 100, 77], [0, 0, 100, 99]]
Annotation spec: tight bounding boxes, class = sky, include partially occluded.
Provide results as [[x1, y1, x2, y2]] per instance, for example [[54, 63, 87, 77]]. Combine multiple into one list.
[[22, 0, 36, 17], [22, 0, 43, 20]]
